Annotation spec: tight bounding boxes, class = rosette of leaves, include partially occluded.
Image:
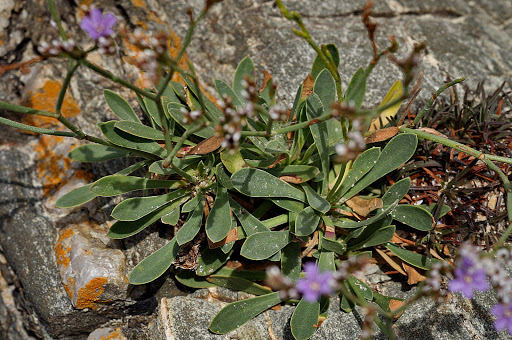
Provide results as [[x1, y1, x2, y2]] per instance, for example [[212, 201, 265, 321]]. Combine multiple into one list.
[[55, 48, 440, 339]]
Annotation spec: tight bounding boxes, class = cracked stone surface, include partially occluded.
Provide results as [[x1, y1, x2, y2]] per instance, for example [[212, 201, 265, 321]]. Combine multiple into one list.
[[0, 0, 511, 339]]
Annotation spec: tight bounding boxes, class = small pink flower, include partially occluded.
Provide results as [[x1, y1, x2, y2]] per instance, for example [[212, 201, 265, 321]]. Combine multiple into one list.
[[491, 303, 512, 335], [80, 8, 117, 40], [296, 263, 335, 302]]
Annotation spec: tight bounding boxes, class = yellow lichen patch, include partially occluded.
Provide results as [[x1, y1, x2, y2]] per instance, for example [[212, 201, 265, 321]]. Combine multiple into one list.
[[100, 327, 124, 340], [75, 277, 109, 309], [64, 277, 76, 300], [55, 228, 74, 267]]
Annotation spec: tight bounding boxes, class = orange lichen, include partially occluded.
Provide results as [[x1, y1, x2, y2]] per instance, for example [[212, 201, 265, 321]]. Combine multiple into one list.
[[100, 328, 124, 340], [75, 277, 109, 309], [64, 277, 76, 300], [55, 228, 74, 267]]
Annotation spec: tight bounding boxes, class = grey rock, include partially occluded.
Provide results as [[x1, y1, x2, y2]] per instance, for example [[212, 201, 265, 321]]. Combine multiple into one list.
[[87, 327, 128, 340]]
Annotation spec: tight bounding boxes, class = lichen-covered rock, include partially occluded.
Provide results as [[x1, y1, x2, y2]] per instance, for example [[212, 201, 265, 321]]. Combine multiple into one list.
[[87, 327, 128, 340], [56, 223, 128, 310]]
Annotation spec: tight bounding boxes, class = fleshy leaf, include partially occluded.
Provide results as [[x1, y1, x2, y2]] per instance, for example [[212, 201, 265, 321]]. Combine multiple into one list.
[[232, 56, 255, 106], [55, 184, 97, 208], [311, 43, 339, 79], [344, 67, 367, 109], [301, 183, 331, 214], [129, 237, 180, 284], [207, 275, 272, 295], [69, 144, 130, 163], [175, 270, 216, 288], [240, 231, 291, 260], [229, 197, 270, 236], [114, 120, 164, 140], [381, 177, 411, 206], [196, 247, 233, 276], [291, 299, 320, 340], [266, 165, 320, 184], [205, 184, 232, 243], [391, 205, 434, 231], [386, 243, 442, 270], [176, 200, 204, 245], [295, 206, 321, 236], [104, 89, 141, 122], [91, 175, 180, 196], [341, 134, 417, 202], [215, 79, 242, 107], [209, 292, 281, 334], [231, 168, 306, 202], [281, 242, 301, 284], [111, 188, 188, 221], [161, 206, 180, 225]]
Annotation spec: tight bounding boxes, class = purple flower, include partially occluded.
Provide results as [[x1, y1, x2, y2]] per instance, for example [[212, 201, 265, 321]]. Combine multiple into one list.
[[80, 8, 117, 40], [448, 255, 490, 299], [296, 263, 334, 302], [491, 303, 512, 335]]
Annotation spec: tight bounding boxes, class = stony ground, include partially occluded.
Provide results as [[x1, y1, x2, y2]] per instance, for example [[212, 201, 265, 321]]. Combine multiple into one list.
[[0, 0, 511, 339]]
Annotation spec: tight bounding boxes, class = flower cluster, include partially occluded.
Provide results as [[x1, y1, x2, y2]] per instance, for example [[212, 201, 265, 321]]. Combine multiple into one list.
[[216, 78, 260, 151], [38, 39, 76, 57], [446, 244, 512, 335], [266, 257, 369, 303], [126, 29, 169, 84], [334, 119, 366, 162]]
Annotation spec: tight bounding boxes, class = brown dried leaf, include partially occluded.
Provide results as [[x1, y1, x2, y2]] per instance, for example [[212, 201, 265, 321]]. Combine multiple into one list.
[[279, 175, 304, 184], [208, 227, 238, 249], [185, 135, 224, 156], [260, 70, 273, 92], [389, 299, 406, 319], [402, 261, 426, 285], [365, 127, 399, 144], [176, 146, 193, 158], [301, 74, 315, 99], [267, 154, 287, 169], [417, 128, 449, 138], [346, 196, 383, 217], [375, 248, 407, 275]]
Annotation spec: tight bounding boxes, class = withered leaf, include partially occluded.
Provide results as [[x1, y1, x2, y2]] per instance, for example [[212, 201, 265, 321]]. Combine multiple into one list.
[[260, 70, 273, 93], [417, 127, 449, 138], [208, 227, 238, 249], [301, 74, 315, 99], [402, 261, 426, 285], [365, 126, 399, 144], [345, 196, 383, 217], [185, 135, 224, 156], [279, 175, 304, 184], [375, 248, 407, 275], [389, 299, 406, 319]]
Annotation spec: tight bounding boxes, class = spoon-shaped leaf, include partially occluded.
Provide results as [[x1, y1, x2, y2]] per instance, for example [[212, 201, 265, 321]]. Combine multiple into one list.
[[129, 237, 180, 284]]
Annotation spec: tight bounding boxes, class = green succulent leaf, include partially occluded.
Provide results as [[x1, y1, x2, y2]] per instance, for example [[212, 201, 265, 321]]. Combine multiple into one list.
[[108, 198, 185, 239], [206, 184, 232, 243], [99, 121, 166, 158], [91, 175, 180, 196], [291, 299, 320, 340], [207, 276, 272, 295], [314, 68, 342, 145], [196, 247, 233, 276], [176, 200, 204, 245], [381, 177, 411, 206], [295, 206, 321, 236], [281, 242, 301, 284], [229, 197, 270, 236], [301, 183, 331, 214], [148, 156, 200, 175], [216, 164, 235, 190], [347, 216, 394, 250], [215, 79, 242, 107], [129, 237, 180, 284], [373, 292, 404, 313], [69, 144, 130, 163], [266, 165, 320, 183], [55, 184, 97, 208], [321, 237, 346, 255], [240, 231, 292, 260], [175, 270, 216, 288], [341, 134, 418, 202], [209, 292, 282, 334], [344, 67, 367, 109], [104, 89, 141, 123], [391, 205, 434, 231], [347, 275, 373, 301], [271, 198, 305, 213], [231, 168, 306, 202], [307, 93, 329, 194], [386, 243, 443, 270], [334, 200, 398, 229], [111, 188, 188, 221], [333, 147, 381, 200], [114, 120, 164, 140], [232, 56, 255, 106], [161, 206, 181, 225]]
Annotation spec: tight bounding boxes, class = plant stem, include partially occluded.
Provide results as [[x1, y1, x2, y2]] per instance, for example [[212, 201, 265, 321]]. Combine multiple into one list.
[[0, 100, 58, 118], [262, 214, 289, 229], [46, 0, 67, 41], [0, 116, 77, 137], [413, 78, 466, 125], [80, 59, 156, 100]]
